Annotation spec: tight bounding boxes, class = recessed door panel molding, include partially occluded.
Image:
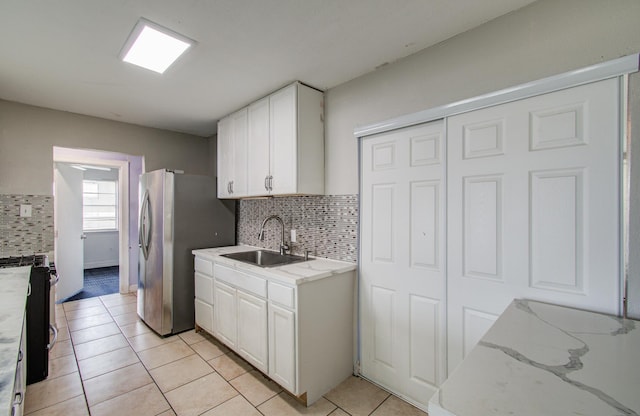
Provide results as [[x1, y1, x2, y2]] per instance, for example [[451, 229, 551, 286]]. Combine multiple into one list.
[[371, 285, 395, 369], [409, 295, 440, 388], [530, 168, 585, 293], [410, 180, 440, 270], [530, 102, 587, 151], [463, 175, 503, 281], [372, 142, 397, 171], [411, 133, 441, 166], [462, 307, 498, 358], [371, 184, 395, 263], [462, 118, 506, 160]]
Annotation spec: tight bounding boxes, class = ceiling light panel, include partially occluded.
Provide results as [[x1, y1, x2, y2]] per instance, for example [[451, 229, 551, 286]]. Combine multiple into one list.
[[120, 18, 194, 74]]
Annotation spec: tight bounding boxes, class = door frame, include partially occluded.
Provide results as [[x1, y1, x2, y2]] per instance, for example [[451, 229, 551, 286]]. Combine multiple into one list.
[[52, 155, 130, 294]]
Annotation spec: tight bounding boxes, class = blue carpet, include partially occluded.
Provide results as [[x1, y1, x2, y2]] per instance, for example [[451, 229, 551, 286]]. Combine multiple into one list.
[[63, 266, 119, 302]]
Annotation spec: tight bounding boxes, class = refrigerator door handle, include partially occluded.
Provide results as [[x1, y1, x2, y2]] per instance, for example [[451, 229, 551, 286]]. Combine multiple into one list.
[[47, 324, 58, 350], [139, 190, 151, 260]]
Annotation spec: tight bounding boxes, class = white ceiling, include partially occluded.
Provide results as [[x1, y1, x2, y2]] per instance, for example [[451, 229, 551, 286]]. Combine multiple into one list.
[[0, 0, 536, 137]]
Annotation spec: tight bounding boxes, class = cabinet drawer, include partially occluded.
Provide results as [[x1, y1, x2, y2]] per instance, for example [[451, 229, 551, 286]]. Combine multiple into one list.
[[195, 272, 213, 304], [195, 256, 214, 276], [269, 281, 295, 309], [214, 264, 267, 298], [195, 298, 213, 334]]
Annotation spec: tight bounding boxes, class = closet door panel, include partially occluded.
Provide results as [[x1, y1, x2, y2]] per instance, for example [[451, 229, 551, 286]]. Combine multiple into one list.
[[447, 78, 620, 372], [360, 121, 447, 410]]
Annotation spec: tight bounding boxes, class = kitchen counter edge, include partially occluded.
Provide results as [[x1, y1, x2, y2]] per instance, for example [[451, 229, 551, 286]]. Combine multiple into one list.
[[0, 266, 31, 416], [192, 245, 357, 285]]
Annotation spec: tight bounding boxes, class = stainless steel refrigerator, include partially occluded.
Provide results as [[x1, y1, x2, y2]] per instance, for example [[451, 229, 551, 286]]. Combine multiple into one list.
[[137, 169, 235, 335]]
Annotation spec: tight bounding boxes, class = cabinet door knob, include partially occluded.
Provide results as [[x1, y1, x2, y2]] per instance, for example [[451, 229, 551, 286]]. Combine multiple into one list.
[[265, 176, 269, 191]]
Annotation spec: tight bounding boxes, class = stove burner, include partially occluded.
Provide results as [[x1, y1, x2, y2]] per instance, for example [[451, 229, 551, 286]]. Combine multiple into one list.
[[0, 254, 48, 268]]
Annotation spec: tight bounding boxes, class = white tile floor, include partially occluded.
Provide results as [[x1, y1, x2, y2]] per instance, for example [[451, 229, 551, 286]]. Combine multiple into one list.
[[25, 293, 428, 416]]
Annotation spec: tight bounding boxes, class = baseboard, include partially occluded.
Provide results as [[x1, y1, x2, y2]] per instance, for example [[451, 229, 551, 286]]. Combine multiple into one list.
[[84, 260, 119, 269]]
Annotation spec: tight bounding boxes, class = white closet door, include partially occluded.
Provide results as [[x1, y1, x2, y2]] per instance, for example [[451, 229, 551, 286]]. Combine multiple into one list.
[[446, 78, 621, 372], [360, 121, 446, 409]]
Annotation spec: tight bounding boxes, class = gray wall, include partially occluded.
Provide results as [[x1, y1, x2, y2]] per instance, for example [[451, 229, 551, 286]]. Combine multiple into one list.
[[324, 0, 640, 194], [0, 99, 212, 195], [84, 231, 119, 269]]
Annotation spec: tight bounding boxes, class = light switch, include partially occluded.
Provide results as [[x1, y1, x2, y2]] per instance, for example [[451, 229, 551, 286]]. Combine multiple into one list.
[[20, 204, 32, 217], [290, 229, 297, 243]]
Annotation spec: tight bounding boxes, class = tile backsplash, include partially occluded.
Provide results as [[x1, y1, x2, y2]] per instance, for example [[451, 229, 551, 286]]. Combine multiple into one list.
[[237, 194, 358, 263], [1, 192, 359, 263], [0, 194, 54, 257]]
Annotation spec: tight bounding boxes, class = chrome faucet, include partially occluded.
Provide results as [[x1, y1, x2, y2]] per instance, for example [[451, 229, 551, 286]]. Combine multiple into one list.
[[258, 215, 289, 255]]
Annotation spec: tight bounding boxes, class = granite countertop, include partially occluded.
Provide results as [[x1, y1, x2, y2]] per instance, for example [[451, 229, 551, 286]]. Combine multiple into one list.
[[429, 299, 640, 416], [0, 266, 31, 415], [192, 245, 357, 285]]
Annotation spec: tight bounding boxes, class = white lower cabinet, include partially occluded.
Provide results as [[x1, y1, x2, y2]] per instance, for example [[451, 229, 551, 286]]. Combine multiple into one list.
[[194, 298, 213, 334], [212, 280, 269, 372], [193, 253, 355, 406], [213, 280, 238, 348], [194, 259, 215, 334], [194, 270, 214, 333], [268, 302, 296, 391], [237, 290, 268, 372]]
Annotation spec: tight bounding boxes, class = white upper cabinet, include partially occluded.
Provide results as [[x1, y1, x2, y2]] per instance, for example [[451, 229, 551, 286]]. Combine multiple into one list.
[[217, 116, 232, 198], [268, 84, 297, 195], [217, 108, 248, 198], [247, 97, 271, 195], [219, 82, 324, 198]]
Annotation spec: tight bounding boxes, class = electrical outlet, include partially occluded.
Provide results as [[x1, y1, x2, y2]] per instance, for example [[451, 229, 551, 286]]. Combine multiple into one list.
[[290, 229, 297, 243], [20, 204, 32, 218]]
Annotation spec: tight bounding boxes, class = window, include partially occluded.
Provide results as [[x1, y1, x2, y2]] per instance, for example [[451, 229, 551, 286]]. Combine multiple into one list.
[[83, 180, 118, 231]]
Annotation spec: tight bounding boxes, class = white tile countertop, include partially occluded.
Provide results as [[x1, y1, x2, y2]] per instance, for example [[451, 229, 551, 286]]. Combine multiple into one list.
[[429, 299, 640, 416], [192, 245, 357, 285], [0, 266, 31, 416]]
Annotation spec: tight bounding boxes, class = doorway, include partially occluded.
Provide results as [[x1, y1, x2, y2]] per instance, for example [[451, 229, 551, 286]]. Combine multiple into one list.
[[53, 147, 144, 302]]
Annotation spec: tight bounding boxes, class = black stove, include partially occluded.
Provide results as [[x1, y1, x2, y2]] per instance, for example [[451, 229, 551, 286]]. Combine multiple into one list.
[[0, 254, 49, 268], [0, 253, 55, 384]]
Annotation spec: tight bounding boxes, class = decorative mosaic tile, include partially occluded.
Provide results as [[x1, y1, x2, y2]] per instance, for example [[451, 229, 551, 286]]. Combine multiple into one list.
[[237, 195, 358, 263], [0, 194, 54, 257]]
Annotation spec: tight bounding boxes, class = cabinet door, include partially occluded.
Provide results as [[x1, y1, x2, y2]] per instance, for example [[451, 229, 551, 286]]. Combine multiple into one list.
[[247, 97, 271, 196], [237, 290, 268, 372], [268, 302, 296, 392], [213, 281, 237, 347], [230, 108, 248, 197], [216, 116, 233, 198], [195, 298, 214, 334], [194, 272, 213, 304], [269, 84, 297, 194]]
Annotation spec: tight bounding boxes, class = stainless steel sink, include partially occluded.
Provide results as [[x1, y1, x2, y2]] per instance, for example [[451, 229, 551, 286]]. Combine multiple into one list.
[[221, 250, 308, 268]]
